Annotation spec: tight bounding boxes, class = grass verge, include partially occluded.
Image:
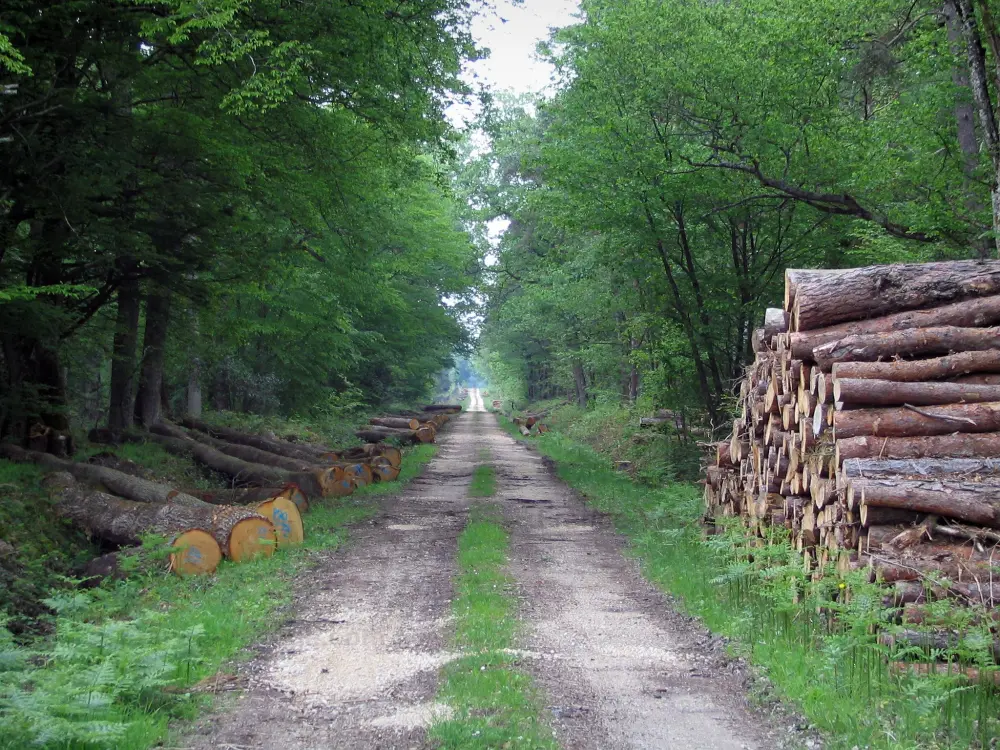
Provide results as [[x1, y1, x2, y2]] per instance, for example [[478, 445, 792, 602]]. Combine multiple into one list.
[[429, 482, 556, 748], [0, 444, 438, 750], [501, 419, 1000, 750]]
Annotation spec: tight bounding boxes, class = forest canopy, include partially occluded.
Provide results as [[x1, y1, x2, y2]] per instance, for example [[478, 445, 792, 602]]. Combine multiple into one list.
[[0, 0, 481, 440], [473, 0, 1000, 428]]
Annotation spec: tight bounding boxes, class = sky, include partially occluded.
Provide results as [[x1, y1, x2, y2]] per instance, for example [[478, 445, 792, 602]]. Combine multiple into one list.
[[447, 0, 581, 128]]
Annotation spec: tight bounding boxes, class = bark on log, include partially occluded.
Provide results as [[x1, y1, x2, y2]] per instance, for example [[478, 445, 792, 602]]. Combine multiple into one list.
[[764, 308, 790, 339], [355, 426, 434, 445], [843, 457, 1000, 479], [868, 555, 1000, 584], [370, 417, 420, 430], [859, 506, 924, 527], [340, 444, 402, 469], [831, 350, 1000, 381], [889, 662, 1000, 686], [836, 433, 1000, 464], [856, 478, 1000, 527], [178, 484, 310, 514], [180, 418, 324, 463], [833, 402, 1000, 439], [166, 422, 327, 475], [0, 443, 209, 508], [833, 377, 1000, 408], [878, 629, 1000, 661], [790, 260, 1000, 331], [423, 404, 462, 412], [788, 295, 1000, 359], [141, 430, 330, 497], [813, 326, 1000, 370], [893, 579, 1000, 605]]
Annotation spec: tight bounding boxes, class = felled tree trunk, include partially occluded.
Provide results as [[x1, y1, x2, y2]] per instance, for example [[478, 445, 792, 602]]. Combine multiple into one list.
[[836, 433, 1000, 463], [355, 426, 435, 444], [813, 326, 1000, 369], [856, 478, 1000, 528], [370, 417, 420, 430], [833, 377, 1000, 407], [788, 295, 1000, 359], [134, 291, 172, 428], [831, 350, 1000, 381], [0, 443, 207, 507], [791, 260, 1000, 330], [833, 402, 1000, 439], [166, 422, 323, 473], [180, 418, 323, 463]]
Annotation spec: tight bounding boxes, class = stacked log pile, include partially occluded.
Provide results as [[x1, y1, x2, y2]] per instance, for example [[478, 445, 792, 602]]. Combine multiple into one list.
[[705, 260, 1000, 601], [1, 420, 408, 579], [355, 404, 462, 445]]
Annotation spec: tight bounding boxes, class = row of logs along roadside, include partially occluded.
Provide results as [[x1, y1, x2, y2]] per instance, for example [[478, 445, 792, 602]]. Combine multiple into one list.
[[705, 261, 1000, 656], [0, 405, 463, 580], [704, 259, 1000, 672]]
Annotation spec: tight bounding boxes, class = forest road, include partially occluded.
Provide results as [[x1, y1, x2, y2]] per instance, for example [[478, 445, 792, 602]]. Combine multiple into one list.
[[469, 387, 484, 411], [178, 409, 781, 749]]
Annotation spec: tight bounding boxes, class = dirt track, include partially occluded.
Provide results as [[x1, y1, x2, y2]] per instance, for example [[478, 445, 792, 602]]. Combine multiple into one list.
[[179, 391, 784, 749]]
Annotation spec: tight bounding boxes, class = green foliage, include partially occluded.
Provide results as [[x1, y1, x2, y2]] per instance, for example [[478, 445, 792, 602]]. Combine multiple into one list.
[[429, 504, 558, 749], [468, 465, 496, 498], [514, 422, 1000, 749]]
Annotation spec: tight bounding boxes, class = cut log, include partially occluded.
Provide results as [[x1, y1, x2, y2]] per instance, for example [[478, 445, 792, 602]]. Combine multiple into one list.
[[178, 484, 310, 514], [253, 495, 303, 547], [339, 443, 402, 469], [639, 417, 673, 427], [180, 418, 324, 463], [836, 433, 1000, 464], [889, 662, 1000, 686], [763, 308, 789, 339], [843, 457, 1000, 479], [833, 378, 1000, 408], [833, 402, 1000, 440], [813, 326, 1000, 370], [831, 350, 1000, 381], [790, 260, 1000, 331], [859, 506, 924, 527], [788, 295, 1000, 359], [0, 443, 208, 508], [893, 579, 1000, 605], [370, 417, 420, 430], [423, 404, 462, 412], [140, 430, 332, 498], [856, 478, 1000, 527]]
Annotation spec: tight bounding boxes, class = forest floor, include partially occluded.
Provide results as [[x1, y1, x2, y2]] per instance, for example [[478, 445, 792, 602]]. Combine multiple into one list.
[[177, 391, 789, 749]]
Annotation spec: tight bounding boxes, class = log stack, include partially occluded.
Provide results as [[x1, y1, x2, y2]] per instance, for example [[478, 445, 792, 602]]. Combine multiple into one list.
[[705, 259, 1000, 598]]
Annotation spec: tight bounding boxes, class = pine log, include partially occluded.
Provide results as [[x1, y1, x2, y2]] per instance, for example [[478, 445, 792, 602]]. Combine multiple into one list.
[[859, 506, 924, 527], [892, 579, 1000, 605], [0, 443, 208, 508], [423, 404, 462, 412], [833, 402, 1000, 440], [842, 457, 1000, 480], [889, 662, 1000, 686], [866, 555, 1000, 584], [763, 308, 790, 339], [788, 295, 1000, 359], [813, 326, 1000, 370], [836, 433, 1000, 464], [831, 350, 1000, 382], [856, 478, 1000, 527], [370, 417, 420, 430], [878, 629, 1000, 661], [355, 426, 434, 444], [180, 418, 324, 463], [790, 260, 1000, 331], [833, 378, 1000, 409]]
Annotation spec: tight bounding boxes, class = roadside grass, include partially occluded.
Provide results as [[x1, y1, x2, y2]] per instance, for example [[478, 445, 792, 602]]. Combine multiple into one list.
[[429, 485, 557, 748], [0, 444, 437, 750], [501, 420, 1000, 750]]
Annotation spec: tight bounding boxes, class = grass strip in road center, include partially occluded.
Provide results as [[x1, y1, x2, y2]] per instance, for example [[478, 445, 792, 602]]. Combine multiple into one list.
[[429, 498, 557, 749], [469, 463, 496, 497]]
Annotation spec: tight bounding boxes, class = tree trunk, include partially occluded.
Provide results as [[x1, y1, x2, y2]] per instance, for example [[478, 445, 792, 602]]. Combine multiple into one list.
[[842, 457, 1000, 479], [355, 426, 433, 444], [572, 360, 587, 408], [134, 291, 171, 428], [833, 377, 1000, 407], [837, 433, 1000, 463], [855, 478, 1000, 527], [833, 401, 1000, 439], [789, 295, 1000, 359], [370, 417, 420, 430], [108, 274, 141, 433], [181, 417, 326, 463], [790, 260, 1000, 330], [813, 326, 1000, 369], [763, 308, 789, 339], [0, 442, 208, 507], [831, 350, 1000, 381]]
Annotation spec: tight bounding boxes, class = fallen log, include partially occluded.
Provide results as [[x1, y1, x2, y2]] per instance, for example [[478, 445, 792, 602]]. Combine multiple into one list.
[[788, 295, 1000, 360], [370, 417, 420, 430], [893, 579, 1000, 605], [180, 418, 324, 464], [866, 555, 1000, 583], [833, 378, 1000, 408], [813, 327, 1000, 370], [139, 430, 332, 498], [790, 260, 1000, 331], [176, 484, 310, 514], [889, 662, 1000, 686], [763, 307, 789, 339], [856, 478, 1000, 528], [355, 426, 435, 445], [47, 473, 270, 567], [833, 402, 1000, 440], [0, 443, 208, 508], [836, 433, 1000, 464], [339, 444, 402, 469], [253, 495, 303, 547], [423, 404, 462, 412], [831, 350, 1000, 382], [878, 629, 1000, 661], [842, 457, 1000, 480]]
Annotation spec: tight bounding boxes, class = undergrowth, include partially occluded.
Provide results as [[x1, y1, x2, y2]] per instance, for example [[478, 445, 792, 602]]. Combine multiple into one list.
[[502, 419, 1000, 750], [0, 443, 437, 749], [429, 502, 557, 749]]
